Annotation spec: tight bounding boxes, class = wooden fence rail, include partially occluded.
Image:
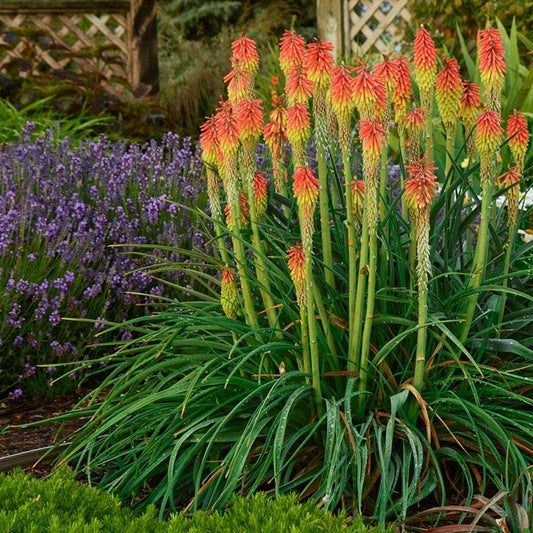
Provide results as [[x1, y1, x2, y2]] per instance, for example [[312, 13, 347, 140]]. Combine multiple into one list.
[[0, 0, 159, 100]]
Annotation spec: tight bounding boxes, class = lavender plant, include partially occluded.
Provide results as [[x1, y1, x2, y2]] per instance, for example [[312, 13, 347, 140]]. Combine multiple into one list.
[[0, 124, 207, 398]]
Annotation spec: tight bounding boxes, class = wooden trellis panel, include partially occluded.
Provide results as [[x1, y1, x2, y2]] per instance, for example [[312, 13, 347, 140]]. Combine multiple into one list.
[[0, 0, 158, 100], [345, 0, 410, 55]]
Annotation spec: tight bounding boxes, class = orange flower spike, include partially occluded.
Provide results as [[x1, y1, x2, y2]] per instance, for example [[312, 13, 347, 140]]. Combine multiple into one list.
[[305, 38, 335, 92], [286, 102, 311, 165], [215, 98, 240, 158], [405, 154, 439, 211], [476, 109, 503, 158], [405, 108, 426, 160], [507, 110, 529, 170], [287, 243, 307, 307], [285, 64, 314, 105], [221, 267, 240, 319], [392, 55, 412, 129], [435, 55, 463, 134], [352, 63, 386, 120], [478, 27, 506, 111], [292, 165, 319, 248], [224, 66, 253, 104], [253, 170, 268, 220], [330, 64, 355, 149], [231, 32, 259, 73], [358, 119, 388, 165], [460, 81, 482, 123], [264, 92, 287, 192], [373, 53, 398, 123], [413, 25, 437, 109], [498, 166, 522, 229], [279, 29, 306, 75], [199, 114, 219, 166], [235, 98, 263, 146], [476, 109, 503, 184]]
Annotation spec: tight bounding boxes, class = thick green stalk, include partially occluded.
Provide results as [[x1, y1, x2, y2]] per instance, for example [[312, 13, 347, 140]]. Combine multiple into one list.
[[398, 128, 409, 221], [313, 280, 338, 363], [348, 200, 369, 374], [379, 142, 389, 310], [299, 305, 311, 379], [317, 140, 335, 288], [242, 147, 280, 333], [343, 148, 359, 372], [459, 165, 494, 343], [356, 181, 379, 414], [305, 255, 324, 417]]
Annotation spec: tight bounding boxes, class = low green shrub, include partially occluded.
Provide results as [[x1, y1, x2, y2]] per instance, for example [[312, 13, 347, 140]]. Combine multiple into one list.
[[0, 469, 388, 533]]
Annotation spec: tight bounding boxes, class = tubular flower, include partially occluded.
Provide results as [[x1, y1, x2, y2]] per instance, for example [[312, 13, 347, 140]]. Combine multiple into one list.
[[478, 27, 506, 111], [264, 92, 287, 192], [221, 267, 240, 319], [224, 66, 253, 104], [476, 109, 503, 185], [405, 154, 439, 211], [405, 154, 438, 285], [279, 29, 306, 75], [392, 55, 413, 130], [373, 53, 399, 122], [329, 64, 355, 149], [460, 81, 482, 159], [352, 62, 386, 120], [475, 109, 503, 159], [358, 119, 388, 166], [405, 108, 426, 161], [214, 98, 240, 158], [235, 98, 263, 145], [253, 170, 268, 220], [507, 110, 529, 170], [285, 64, 314, 105], [286, 102, 311, 165], [287, 243, 307, 307], [199, 114, 219, 166], [498, 166, 522, 230], [230, 32, 259, 73], [200, 115, 222, 219], [292, 165, 319, 249], [435, 55, 463, 135], [305, 38, 334, 91], [413, 25, 437, 109]]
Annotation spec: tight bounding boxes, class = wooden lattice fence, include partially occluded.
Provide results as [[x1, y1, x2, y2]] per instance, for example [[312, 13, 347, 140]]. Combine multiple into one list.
[[0, 0, 158, 100], [318, 0, 410, 58]]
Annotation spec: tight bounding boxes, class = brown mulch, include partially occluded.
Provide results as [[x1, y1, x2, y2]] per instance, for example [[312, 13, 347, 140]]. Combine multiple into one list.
[[0, 389, 90, 477]]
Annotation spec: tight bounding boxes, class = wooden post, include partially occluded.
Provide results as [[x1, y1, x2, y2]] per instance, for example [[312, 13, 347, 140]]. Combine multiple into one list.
[[316, 0, 345, 59], [129, 0, 159, 97]]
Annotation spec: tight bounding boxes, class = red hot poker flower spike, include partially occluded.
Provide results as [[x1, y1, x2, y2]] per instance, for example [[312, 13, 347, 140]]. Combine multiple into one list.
[[279, 30, 306, 75]]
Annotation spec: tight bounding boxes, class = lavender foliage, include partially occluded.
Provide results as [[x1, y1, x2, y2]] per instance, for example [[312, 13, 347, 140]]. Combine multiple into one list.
[[0, 124, 207, 397]]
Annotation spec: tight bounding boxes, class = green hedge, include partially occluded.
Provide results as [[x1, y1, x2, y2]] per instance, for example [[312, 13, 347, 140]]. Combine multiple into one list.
[[0, 469, 390, 533]]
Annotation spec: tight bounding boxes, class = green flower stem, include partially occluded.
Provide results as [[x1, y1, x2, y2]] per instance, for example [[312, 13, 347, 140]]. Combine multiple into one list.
[[348, 199, 369, 375], [459, 166, 494, 343], [398, 128, 409, 221], [317, 140, 335, 288], [343, 148, 359, 372], [424, 108, 434, 163], [242, 147, 280, 333], [299, 305, 311, 379], [356, 201, 378, 416], [312, 280, 338, 364], [409, 213, 430, 421], [379, 142, 389, 311], [305, 255, 324, 418]]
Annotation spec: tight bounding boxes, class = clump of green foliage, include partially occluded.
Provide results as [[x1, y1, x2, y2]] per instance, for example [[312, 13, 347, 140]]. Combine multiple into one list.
[[0, 469, 388, 533]]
